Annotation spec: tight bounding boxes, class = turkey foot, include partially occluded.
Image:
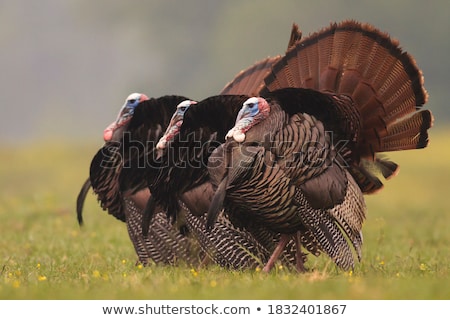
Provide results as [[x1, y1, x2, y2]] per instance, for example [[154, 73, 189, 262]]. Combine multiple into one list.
[[262, 234, 291, 273]]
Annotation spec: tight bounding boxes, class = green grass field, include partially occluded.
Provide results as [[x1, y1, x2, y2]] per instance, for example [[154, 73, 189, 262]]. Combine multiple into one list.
[[1, 130, 449, 300]]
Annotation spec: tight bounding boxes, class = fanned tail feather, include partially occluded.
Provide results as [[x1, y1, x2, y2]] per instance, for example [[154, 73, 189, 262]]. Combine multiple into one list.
[[375, 158, 399, 180], [287, 23, 302, 51], [261, 20, 432, 193]]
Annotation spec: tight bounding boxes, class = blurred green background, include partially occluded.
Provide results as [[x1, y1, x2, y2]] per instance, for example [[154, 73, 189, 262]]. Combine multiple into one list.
[[1, 0, 448, 143]]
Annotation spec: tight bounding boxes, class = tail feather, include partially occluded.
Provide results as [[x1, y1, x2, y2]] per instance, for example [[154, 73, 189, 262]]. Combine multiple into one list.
[[287, 23, 302, 51], [282, 50, 301, 87], [380, 109, 432, 151], [261, 20, 432, 193], [351, 157, 400, 191], [348, 165, 384, 194], [317, 33, 334, 90], [76, 177, 91, 226], [362, 109, 433, 153], [375, 158, 399, 180], [301, 39, 320, 89], [263, 20, 429, 133], [267, 24, 302, 88], [266, 61, 294, 88]]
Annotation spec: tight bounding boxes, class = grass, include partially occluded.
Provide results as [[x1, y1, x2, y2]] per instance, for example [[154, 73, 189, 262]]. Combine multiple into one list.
[[0, 131, 449, 300]]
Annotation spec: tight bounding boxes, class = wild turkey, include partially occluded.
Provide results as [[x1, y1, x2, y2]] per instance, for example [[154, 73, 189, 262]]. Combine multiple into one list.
[[146, 96, 301, 269], [76, 21, 302, 221], [206, 20, 433, 272], [76, 94, 204, 266], [140, 26, 307, 269], [142, 22, 303, 225], [75, 23, 303, 268]]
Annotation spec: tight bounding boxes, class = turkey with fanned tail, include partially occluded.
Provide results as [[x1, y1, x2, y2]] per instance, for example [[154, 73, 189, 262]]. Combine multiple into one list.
[[206, 20, 433, 272]]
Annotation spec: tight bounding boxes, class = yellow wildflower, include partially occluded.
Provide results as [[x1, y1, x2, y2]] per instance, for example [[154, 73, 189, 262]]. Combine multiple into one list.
[[38, 275, 47, 281]]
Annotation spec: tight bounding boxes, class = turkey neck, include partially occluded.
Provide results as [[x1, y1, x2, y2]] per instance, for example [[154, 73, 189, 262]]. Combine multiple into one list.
[[216, 102, 287, 183]]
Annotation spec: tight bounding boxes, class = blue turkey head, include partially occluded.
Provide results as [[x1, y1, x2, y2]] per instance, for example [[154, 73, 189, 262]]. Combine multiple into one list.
[[226, 97, 270, 142], [103, 93, 149, 142]]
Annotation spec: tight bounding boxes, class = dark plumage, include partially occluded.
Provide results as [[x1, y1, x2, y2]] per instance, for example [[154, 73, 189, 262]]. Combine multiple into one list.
[[76, 94, 203, 266], [207, 91, 365, 271], [136, 24, 306, 269], [87, 95, 190, 221], [146, 95, 249, 220], [206, 20, 433, 272], [143, 95, 301, 269], [75, 20, 432, 273], [75, 23, 303, 268]]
